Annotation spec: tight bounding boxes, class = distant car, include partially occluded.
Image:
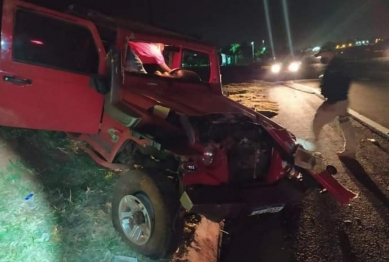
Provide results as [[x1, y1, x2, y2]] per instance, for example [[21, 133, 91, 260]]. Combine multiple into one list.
[[260, 55, 304, 81], [268, 60, 302, 74]]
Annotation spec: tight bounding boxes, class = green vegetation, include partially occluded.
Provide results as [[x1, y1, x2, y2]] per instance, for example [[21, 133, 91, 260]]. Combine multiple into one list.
[[0, 128, 154, 262]]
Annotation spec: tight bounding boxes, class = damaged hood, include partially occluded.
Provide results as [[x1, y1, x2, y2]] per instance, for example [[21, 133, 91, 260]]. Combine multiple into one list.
[[124, 85, 295, 153], [124, 85, 286, 132], [130, 87, 257, 117]]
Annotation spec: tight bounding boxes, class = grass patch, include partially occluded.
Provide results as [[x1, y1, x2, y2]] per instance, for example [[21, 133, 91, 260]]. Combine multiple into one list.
[[223, 81, 279, 118], [0, 127, 154, 262]]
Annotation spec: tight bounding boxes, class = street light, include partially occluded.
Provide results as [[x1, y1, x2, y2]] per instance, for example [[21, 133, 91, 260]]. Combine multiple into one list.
[[251, 41, 255, 61]]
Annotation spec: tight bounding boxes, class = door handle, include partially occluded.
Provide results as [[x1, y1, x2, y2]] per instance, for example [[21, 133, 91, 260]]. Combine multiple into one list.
[[3, 76, 32, 85]]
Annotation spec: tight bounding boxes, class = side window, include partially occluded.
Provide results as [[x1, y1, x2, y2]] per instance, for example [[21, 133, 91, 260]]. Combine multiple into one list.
[[13, 9, 99, 75], [181, 49, 211, 82], [162, 49, 173, 68]]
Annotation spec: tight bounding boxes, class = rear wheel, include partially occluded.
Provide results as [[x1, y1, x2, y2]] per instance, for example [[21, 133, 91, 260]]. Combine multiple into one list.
[[112, 169, 183, 259]]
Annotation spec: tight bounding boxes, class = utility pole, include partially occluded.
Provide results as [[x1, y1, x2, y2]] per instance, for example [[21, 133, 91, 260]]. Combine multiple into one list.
[[251, 41, 255, 62]]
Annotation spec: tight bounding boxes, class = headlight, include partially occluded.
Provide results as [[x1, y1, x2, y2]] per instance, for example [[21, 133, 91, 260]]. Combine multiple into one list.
[[271, 64, 282, 73], [202, 144, 216, 166], [288, 62, 301, 72]]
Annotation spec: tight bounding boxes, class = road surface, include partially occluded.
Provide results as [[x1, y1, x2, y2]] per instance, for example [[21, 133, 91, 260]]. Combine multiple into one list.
[[300, 80, 389, 129], [220, 84, 389, 262]]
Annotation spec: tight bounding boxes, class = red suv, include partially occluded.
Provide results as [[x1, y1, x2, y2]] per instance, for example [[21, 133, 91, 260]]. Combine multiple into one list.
[[0, 0, 356, 259]]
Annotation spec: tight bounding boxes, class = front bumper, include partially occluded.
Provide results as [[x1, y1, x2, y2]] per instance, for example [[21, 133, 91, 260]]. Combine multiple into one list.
[[179, 144, 357, 221], [294, 146, 358, 205], [180, 179, 306, 222]]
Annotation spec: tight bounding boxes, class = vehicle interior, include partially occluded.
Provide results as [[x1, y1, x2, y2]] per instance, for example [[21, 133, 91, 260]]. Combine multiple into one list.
[[64, 6, 213, 85], [124, 40, 212, 84]]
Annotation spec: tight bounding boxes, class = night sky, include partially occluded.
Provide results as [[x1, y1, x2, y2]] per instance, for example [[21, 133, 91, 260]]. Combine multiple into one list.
[[26, 0, 389, 49]]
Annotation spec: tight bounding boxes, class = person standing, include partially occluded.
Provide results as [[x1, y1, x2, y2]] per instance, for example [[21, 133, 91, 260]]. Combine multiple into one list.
[[312, 42, 357, 158]]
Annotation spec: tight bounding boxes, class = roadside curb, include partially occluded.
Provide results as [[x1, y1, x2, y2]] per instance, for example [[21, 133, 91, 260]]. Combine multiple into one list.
[[289, 79, 319, 84], [282, 82, 319, 95], [284, 82, 389, 137], [263, 81, 287, 86], [263, 79, 319, 86]]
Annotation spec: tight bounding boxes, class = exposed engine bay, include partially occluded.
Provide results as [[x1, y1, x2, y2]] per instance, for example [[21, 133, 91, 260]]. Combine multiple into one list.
[[188, 114, 274, 183]]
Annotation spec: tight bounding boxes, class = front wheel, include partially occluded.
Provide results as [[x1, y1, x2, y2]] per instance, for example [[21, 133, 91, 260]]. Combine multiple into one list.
[[112, 169, 183, 259]]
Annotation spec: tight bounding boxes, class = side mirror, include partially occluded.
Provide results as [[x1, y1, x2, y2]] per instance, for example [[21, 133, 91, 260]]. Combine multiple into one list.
[[90, 75, 110, 95]]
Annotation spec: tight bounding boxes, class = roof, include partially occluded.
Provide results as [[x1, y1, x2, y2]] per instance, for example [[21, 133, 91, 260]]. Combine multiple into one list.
[[67, 5, 214, 48]]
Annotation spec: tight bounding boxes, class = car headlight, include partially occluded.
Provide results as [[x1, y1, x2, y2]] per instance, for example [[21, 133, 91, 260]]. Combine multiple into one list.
[[271, 64, 282, 73], [202, 144, 216, 166], [288, 62, 301, 72]]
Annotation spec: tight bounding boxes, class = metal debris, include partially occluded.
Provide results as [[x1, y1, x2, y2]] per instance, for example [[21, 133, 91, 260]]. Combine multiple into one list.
[[24, 193, 39, 210], [220, 229, 229, 235], [367, 138, 380, 146]]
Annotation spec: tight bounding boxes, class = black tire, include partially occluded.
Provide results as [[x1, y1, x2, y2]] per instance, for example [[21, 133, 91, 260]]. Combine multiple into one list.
[[112, 169, 183, 259]]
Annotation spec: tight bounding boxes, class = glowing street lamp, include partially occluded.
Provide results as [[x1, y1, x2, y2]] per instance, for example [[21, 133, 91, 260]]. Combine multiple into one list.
[[251, 41, 255, 61]]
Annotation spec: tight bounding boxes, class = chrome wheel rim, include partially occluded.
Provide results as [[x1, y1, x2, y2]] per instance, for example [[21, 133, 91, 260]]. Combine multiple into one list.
[[118, 194, 153, 246]]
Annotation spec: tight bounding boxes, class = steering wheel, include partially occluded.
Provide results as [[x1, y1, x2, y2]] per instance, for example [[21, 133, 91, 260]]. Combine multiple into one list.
[[168, 68, 182, 76], [168, 68, 203, 82]]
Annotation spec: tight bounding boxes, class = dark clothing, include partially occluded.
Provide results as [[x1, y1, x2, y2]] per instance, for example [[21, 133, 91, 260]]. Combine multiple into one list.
[[320, 57, 351, 104]]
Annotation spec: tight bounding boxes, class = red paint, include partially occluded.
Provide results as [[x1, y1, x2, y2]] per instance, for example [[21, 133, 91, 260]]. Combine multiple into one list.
[[0, 0, 356, 208], [309, 170, 357, 205], [265, 150, 285, 184], [0, 0, 106, 133], [183, 147, 229, 186]]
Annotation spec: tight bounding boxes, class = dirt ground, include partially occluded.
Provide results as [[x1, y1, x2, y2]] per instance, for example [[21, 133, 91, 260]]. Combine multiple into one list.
[[223, 81, 279, 118]]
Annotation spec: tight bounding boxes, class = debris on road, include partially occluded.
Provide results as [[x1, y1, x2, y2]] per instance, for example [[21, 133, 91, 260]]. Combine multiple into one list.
[[343, 220, 353, 225], [367, 138, 380, 146], [223, 82, 279, 118], [172, 216, 222, 262], [267, 83, 389, 262]]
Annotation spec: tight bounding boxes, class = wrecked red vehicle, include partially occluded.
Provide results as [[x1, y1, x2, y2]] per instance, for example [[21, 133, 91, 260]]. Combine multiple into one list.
[[0, 0, 357, 259]]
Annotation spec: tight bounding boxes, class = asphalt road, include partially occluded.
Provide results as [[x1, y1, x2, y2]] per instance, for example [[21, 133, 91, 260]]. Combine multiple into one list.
[[220, 84, 389, 262], [300, 80, 389, 129]]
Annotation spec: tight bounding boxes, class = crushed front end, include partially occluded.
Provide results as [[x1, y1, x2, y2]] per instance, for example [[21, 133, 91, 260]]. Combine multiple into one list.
[[177, 113, 357, 221]]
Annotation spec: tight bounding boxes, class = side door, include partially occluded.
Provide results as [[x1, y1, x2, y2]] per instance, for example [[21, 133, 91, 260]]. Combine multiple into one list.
[[0, 0, 106, 134]]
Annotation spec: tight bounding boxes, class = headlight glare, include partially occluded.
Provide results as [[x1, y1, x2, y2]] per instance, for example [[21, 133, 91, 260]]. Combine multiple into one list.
[[271, 64, 282, 73], [288, 62, 301, 72]]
